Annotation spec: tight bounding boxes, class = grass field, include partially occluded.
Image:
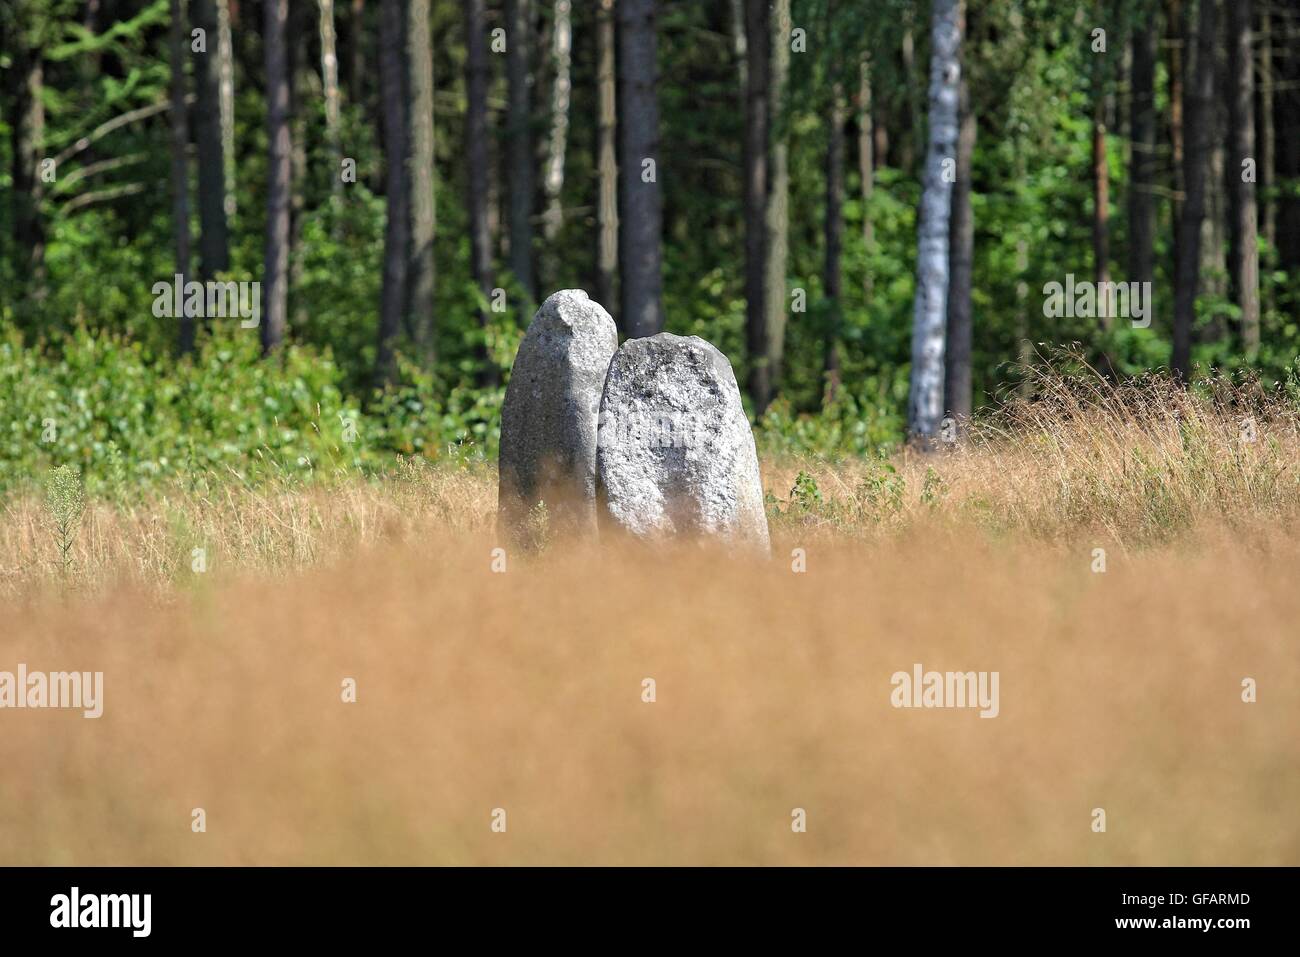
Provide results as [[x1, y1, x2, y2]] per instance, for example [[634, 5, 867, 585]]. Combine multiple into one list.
[[2, 377, 1298, 864]]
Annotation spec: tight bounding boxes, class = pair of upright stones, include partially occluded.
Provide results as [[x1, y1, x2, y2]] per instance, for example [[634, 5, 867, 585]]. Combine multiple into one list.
[[498, 289, 769, 553]]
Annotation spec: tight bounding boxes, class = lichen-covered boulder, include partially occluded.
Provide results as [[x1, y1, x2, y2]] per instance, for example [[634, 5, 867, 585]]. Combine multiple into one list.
[[498, 290, 619, 541], [596, 333, 769, 553]]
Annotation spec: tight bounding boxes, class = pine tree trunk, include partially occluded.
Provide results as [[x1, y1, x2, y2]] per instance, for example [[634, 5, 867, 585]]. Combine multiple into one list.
[[542, 0, 572, 245], [1166, 0, 1185, 238], [907, 0, 962, 441], [350, 0, 366, 104], [9, 1, 46, 317], [823, 84, 845, 406], [759, 0, 791, 413], [1228, 0, 1259, 357], [262, 0, 292, 353], [217, 0, 236, 218], [464, 0, 496, 384], [319, 0, 343, 201], [505, 0, 535, 299], [617, 0, 665, 338], [596, 0, 619, 312], [743, 0, 769, 405], [1128, 4, 1157, 289], [899, 24, 918, 175], [288, 5, 309, 333], [858, 57, 874, 298], [407, 0, 436, 360], [944, 37, 974, 420], [1092, 23, 1110, 294], [191, 0, 229, 281], [376, 0, 409, 383], [1172, 0, 1217, 381], [170, 0, 195, 354], [1258, 0, 1275, 260]]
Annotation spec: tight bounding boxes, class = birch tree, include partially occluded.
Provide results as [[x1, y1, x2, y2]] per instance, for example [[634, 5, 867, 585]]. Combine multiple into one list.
[[907, 0, 962, 441]]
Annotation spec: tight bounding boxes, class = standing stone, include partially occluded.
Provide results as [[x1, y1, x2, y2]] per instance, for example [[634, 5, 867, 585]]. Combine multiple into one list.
[[498, 289, 619, 542], [596, 333, 770, 553]]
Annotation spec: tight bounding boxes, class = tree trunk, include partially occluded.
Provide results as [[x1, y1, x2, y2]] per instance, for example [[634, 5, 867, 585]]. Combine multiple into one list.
[[350, 0, 366, 106], [217, 0, 236, 218], [1228, 0, 1259, 357], [944, 38, 974, 420], [1015, 236, 1032, 398], [1167, 0, 1186, 242], [1172, 0, 1217, 381], [1091, 2, 1114, 377], [823, 84, 845, 406], [1092, 27, 1110, 293], [9, 2, 46, 317], [596, 0, 619, 313], [858, 57, 874, 298], [505, 0, 535, 299], [170, 0, 195, 354], [192, 0, 229, 281], [743, 0, 769, 405], [289, 4, 310, 333], [759, 0, 791, 413], [376, 0, 409, 383], [465, 0, 496, 384], [408, 0, 436, 360], [1128, 3, 1157, 290], [542, 0, 572, 246], [1278, 5, 1300, 278], [262, 0, 292, 353], [617, 0, 665, 338], [899, 24, 918, 175], [319, 0, 343, 202], [731, 0, 747, 98], [1258, 0, 1275, 261], [907, 0, 962, 441]]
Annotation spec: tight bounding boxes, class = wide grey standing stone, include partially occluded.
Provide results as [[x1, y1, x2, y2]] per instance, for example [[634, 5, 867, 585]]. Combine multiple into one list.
[[498, 289, 619, 540], [596, 333, 770, 553]]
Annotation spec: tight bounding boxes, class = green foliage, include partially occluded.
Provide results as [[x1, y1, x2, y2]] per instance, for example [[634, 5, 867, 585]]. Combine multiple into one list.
[[0, 326, 509, 496], [789, 470, 823, 512], [44, 463, 85, 576]]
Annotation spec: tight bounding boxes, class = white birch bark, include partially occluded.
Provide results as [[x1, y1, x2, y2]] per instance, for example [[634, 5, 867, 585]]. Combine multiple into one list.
[[907, 0, 962, 440]]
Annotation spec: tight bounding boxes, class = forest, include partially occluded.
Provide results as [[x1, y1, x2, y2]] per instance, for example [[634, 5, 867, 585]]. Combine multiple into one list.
[[2, 0, 1296, 489]]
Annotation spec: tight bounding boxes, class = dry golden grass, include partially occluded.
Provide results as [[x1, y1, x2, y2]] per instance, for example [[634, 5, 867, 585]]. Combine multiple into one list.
[[1, 377, 1298, 864]]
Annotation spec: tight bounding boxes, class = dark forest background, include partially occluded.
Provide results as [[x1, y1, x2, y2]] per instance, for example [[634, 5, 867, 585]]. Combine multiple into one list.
[[2, 0, 1298, 491]]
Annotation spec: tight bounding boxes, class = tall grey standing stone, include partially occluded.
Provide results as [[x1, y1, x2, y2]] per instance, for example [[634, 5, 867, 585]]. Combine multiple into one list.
[[498, 290, 619, 541], [596, 333, 770, 553]]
